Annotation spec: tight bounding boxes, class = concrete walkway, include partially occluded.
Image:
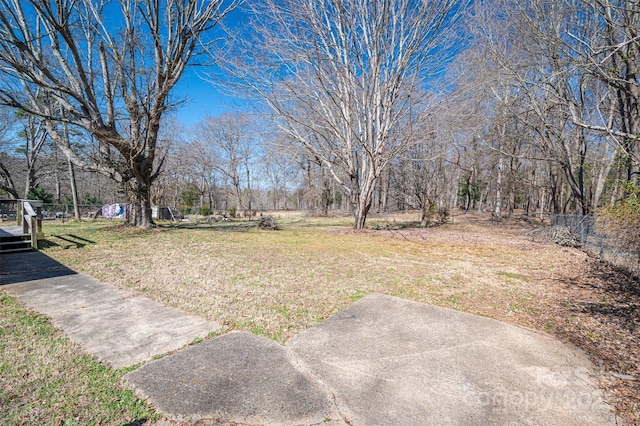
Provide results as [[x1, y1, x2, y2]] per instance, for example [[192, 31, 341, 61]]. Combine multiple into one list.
[[1, 251, 617, 425], [1, 251, 221, 369]]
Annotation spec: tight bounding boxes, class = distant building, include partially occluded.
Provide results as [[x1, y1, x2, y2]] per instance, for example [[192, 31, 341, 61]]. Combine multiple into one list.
[[152, 206, 176, 220]]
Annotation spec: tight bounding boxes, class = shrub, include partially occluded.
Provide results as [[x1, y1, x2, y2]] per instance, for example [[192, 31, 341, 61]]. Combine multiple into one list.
[[598, 182, 640, 266], [81, 194, 102, 205], [422, 205, 450, 227], [438, 207, 450, 224], [27, 186, 53, 203]]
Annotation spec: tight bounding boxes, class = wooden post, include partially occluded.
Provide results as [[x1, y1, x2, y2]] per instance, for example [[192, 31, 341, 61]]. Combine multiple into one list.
[[21, 202, 28, 235], [30, 216, 38, 249], [36, 205, 43, 241], [17, 200, 23, 227]]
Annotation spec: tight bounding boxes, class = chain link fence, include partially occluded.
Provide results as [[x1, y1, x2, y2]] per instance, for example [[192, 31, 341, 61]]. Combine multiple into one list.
[[0, 199, 18, 222], [41, 203, 103, 220], [551, 214, 639, 275]]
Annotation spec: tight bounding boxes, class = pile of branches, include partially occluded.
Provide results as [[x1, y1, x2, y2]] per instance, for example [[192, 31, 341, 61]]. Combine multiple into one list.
[[527, 226, 581, 248], [257, 215, 279, 230], [551, 226, 581, 248]]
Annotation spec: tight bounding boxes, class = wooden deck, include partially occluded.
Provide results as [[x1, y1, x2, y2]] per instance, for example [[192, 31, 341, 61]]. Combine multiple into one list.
[[0, 226, 26, 237], [1, 200, 43, 252]]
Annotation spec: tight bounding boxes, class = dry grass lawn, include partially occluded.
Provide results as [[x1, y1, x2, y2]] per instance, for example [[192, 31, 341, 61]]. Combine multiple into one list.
[[40, 212, 639, 424]]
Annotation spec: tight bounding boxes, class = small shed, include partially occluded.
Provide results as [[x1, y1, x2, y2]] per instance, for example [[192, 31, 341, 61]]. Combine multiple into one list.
[[152, 206, 175, 220]]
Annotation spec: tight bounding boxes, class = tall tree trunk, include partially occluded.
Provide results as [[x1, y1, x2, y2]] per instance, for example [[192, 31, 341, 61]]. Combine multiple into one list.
[[61, 122, 81, 221], [125, 159, 155, 228], [539, 188, 546, 222], [420, 198, 433, 228], [507, 183, 515, 218], [495, 157, 503, 220], [592, 142, 617, 211], [321, 178, 331, 217], [53, 144, 62, 202], [68, 159, 80, 220], [245, 162, 252, 213], [351, 172, 376, 229], [127, 184, 154, 228]]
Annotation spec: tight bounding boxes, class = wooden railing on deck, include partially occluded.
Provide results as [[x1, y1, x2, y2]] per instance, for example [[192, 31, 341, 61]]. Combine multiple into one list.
[[18, 199, 43, 250]]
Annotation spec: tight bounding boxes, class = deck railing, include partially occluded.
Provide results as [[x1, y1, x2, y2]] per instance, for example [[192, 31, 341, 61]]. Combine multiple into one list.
[[18, 199, 43, 250]]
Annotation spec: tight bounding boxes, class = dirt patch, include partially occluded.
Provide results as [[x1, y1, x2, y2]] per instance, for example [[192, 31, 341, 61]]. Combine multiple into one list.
[[532, 260, 640, 424]]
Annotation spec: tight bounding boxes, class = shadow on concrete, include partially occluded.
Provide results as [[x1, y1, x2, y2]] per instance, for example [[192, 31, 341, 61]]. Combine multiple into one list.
[[0, 251, 77, 285]]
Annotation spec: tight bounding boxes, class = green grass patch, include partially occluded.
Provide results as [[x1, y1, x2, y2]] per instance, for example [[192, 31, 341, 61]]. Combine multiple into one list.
[[543, 322, 554, 333], [497, 271, 530, 282], [349, 289, 369, 302], [0, 293, 156, 425], [446, 294, 461, 305]]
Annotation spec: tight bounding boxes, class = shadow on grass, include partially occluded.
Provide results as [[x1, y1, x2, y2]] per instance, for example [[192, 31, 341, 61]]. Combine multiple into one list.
[[123, 418, 155, 426], [157, 220, 265, 233], [48, 234, 97, 249], [571, 261, 640, 331]]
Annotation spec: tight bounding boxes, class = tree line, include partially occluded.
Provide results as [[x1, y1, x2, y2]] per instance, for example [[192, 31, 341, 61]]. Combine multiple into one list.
[[0, 0, 637, 231]]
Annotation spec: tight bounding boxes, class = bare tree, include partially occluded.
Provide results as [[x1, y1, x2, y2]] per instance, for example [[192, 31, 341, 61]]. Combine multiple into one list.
[[394, 131, 452, 227], [566, 0, 640, 181], [261, 137, 301, 211], [0, 0, 238, 227], [182, 140, 218, 212], [195, 113, 257, 213], [0, 107, 55, 199], [0, 105, 21, 198], [472, 0, 621, 215], [227, 0, 465, 228]]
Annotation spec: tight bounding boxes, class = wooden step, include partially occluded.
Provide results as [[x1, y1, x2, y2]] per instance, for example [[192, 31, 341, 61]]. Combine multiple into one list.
[[0, 240, 31, 247], [0, 240, 33, 252], [0, 246, 33, 254], [0, 233, 30, 242], [0, 236, 32, 253]]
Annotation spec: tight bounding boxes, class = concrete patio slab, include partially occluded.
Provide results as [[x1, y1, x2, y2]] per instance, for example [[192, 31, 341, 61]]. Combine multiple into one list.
[[124, 294, 615, 425], [125, 331, 345, 425], [286, 294, 615, 426]]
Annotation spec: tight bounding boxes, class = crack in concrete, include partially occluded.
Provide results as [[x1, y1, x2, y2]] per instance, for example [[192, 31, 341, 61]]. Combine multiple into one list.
[[283, 345, 353, 426]]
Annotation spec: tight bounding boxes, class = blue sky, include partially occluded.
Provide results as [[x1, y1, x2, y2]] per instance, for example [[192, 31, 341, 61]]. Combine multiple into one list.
[[172, 69, 238, 126], [171, 5, 250, 126]]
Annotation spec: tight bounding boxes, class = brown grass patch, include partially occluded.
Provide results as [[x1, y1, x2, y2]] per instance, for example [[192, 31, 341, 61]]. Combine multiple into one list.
[[41, 213, 639, 423]]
